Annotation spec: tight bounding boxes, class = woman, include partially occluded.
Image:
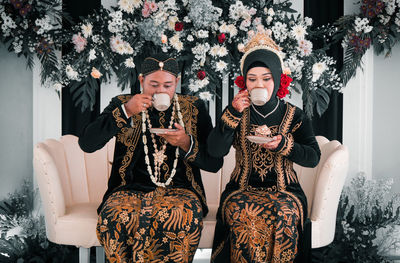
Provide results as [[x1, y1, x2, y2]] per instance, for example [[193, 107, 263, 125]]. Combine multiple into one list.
[[208, 32, 321, 263]]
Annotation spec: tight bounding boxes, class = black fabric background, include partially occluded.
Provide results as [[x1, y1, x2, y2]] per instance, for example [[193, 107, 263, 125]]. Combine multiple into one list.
[[62, 0, 101, 136], [304, 0, 344, 142]]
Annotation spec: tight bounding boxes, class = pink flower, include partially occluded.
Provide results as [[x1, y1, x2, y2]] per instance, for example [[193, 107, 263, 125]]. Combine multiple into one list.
[[142, 6, 150, 18], [72, 34, 87, 53], [149, 2, 158, 12]]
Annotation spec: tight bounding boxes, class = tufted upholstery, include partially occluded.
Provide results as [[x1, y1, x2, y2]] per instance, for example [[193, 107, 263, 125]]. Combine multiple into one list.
[[34, 135, 349, 260]]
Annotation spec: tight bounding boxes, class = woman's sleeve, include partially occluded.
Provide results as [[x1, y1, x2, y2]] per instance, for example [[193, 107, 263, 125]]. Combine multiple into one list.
[[272, 109, 321, 167], [78, 95, 132, 153], [207, 104, 243, 158], [179, 99, 223, 172]]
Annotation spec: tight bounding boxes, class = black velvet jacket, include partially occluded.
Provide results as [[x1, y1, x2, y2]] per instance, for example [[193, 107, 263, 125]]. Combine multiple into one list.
[[79, 94, 223, 216]]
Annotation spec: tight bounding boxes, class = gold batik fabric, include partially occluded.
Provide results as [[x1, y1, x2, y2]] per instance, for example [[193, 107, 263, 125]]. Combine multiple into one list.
[[224, 190, 300, 263], [96, 188, 203, 263]]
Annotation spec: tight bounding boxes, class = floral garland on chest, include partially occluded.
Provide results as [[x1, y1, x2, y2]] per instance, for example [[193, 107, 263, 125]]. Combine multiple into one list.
[[141, 93, 184, 187]]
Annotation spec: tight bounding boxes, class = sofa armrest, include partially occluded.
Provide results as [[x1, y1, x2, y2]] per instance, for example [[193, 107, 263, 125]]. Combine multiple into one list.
[[310, 145, 349, 247], [34, 143, 66, 225]]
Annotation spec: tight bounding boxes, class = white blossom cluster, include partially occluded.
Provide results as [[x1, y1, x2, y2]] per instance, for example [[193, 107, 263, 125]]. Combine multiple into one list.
[[192, 43, 210, 66], [219, 23, 238, 38], [383, 0, 397, 15], [354, 17, 373, 33], [271, 21, 289, 43], [263, 7, 275, 25], [35, 15, 53, 35], [188, 0, 222, 29], [110, 35, 133, 55], [108, 11, 124, 33], [118, 0, 143, 14], [286, 55, 304, 79], [188, 77, 209, 92], [1, 12, 17, 37], [229, 1, 256, 22]]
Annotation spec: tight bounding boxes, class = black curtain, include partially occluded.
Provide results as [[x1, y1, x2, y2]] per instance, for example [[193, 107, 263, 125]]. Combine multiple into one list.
[[304, 0, 344, 142], [62, 0, 101, 136]]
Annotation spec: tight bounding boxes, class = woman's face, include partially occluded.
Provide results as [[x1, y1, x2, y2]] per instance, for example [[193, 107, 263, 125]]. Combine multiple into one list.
[[246, 67, 275, 102]]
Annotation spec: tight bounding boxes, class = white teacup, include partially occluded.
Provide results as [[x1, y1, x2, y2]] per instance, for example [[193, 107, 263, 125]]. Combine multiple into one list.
[[250, 88, 269, 106], [153, 93, 171, 111]]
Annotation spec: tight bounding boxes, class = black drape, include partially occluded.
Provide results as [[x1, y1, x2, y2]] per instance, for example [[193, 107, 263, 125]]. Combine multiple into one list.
[[304, 0, 344, 142], [62, 0, 101, 136]]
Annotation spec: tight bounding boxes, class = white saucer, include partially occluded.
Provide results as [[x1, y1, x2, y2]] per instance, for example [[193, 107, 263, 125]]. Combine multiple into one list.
[[246, 135, 274, 144], [149, 128, 177, 134]]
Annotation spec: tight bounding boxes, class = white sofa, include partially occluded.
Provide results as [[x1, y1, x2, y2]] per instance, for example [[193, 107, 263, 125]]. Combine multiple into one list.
[[34, 135, 349, 262]]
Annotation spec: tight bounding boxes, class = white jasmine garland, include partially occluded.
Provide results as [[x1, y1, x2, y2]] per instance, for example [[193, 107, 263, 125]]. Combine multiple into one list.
[[141, 94, 184, 187]]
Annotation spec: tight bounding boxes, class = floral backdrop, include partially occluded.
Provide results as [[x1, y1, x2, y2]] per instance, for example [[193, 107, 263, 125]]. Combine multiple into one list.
[[0, 0, 399, 115]]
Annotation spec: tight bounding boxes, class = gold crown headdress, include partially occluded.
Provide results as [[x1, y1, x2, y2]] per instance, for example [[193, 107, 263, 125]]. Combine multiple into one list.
[[240, 29, 285, 75]]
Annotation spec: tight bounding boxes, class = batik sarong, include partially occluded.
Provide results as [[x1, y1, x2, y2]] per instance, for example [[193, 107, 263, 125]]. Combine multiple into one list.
[[96, 187, 203, 263]]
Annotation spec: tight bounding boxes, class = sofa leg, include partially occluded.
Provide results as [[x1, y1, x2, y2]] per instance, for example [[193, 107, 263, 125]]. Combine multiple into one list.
[[79, 247, 90, 263], [96, 246, 105, 263]]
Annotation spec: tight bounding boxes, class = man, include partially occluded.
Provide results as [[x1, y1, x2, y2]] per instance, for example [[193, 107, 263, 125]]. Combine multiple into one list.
[[79, 53, 222, 262]]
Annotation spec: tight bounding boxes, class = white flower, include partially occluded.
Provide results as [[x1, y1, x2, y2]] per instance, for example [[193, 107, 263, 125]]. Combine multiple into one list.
[[312, 62, 327, 82], [53, 83, 63, 92], [188, 82, 200, 92], [237, 43, 245, 52], [266, 16, 273, 25], [291, 24, 307, 40], [219, 23, 229, 33], [81, 23, 93, 38], [209, 46, 219, 57], [253, 17, 262, 26], [304, 17, 313, 26], [118, 0, 142, 13], [66, 65, 79, 80], [239, 19, 251, 31], [187, 35, 194, 42], [267, 8, 275, 16], [197, 30, 209, 38], [217, 46, 228, 57], [298, 39, 313, 56], [6, 226, 23, 240], [199, 91, 213, 101], [364, 25, 373, 33], [88, 49, 96, 61], [228, 24, 238, 37], [169, 34, 183, 52], [215, 60, 227, 72], [168, 16, 179, 30]]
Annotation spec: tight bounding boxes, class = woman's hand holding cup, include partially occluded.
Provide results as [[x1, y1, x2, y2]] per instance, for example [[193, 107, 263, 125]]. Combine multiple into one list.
[[232, 90, 250, 113]]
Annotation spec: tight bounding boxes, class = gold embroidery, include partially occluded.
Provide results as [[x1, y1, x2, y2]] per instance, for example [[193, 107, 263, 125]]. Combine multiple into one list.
[[117, 95, 132, 103], [112, 107, 127, 128], [292, 121, 302, 133], [278, 132, 294, 156], [159, 111, 166, 128], [184, 161, 206, 206], [221, 108, 241, 129], [178, 95, 199, 162], [211, 240, 226, 261], [238, 108, 252, 189], [117, 114, 142, 185]]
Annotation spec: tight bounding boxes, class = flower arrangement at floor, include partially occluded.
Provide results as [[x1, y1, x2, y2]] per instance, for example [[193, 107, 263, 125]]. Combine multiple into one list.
[[321, 173, 400, 263], [334, 0, 400, 85], [0, 0, 66, 84], [0, 179, 76, 262]]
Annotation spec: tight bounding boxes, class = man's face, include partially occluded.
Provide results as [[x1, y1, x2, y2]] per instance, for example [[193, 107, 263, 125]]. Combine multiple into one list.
[[139, 70, 178, 100]]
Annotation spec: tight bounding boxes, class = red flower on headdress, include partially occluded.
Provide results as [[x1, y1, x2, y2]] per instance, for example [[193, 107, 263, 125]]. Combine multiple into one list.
[[197, 70, 206, 80], [234, 75, 246, 92], [175, 22, 184, 31], [277, 74, 292, 98], [217, 33, 226, 44]]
